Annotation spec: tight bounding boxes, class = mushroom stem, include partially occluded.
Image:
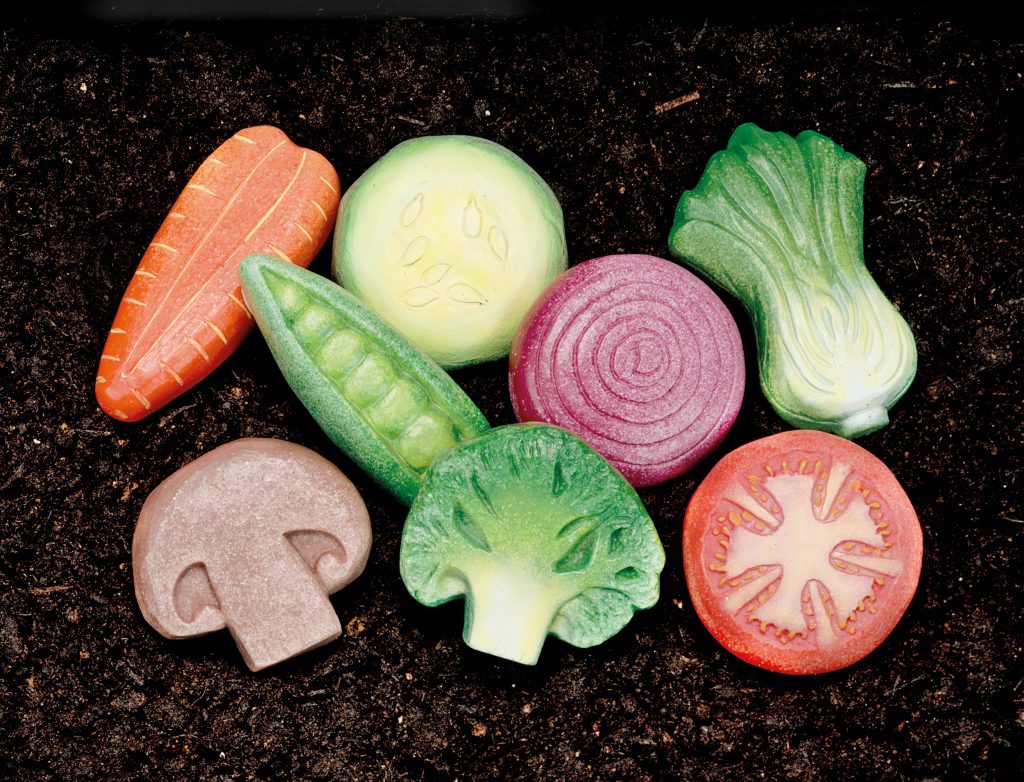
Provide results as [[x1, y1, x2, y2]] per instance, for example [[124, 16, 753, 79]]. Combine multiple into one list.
[[462, 567, 561, 665]]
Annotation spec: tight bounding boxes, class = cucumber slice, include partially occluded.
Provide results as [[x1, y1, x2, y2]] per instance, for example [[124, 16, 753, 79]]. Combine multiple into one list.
[[333, 135, 568, 368]]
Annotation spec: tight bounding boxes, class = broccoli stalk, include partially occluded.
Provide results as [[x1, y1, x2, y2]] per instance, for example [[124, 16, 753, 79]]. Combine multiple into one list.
[[400, 423, 665, 665], [463, 566, 569, 665]]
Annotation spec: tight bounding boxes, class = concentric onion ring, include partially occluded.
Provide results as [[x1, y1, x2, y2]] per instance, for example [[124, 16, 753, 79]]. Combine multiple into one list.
[[509, 254, 745, 486]]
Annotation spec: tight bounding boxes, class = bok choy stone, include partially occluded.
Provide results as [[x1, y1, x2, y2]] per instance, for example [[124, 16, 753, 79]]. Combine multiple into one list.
[[669, 123, 917, 438]]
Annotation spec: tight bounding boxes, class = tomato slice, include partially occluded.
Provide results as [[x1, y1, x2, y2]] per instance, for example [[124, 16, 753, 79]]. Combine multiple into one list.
[[683, 430, 922, 674]]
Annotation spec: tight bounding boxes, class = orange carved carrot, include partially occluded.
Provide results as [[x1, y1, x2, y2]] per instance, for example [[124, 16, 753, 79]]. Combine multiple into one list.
[[96, 126, 340, 422]]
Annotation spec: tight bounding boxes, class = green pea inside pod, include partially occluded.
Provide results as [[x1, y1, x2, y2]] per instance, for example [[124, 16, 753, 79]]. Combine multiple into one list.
[[400, 423, 666, 665], [239, 254, 491, 505]]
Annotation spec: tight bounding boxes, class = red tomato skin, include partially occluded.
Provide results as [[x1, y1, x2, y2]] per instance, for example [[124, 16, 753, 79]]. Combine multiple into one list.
[[683, 430, 923, 675]]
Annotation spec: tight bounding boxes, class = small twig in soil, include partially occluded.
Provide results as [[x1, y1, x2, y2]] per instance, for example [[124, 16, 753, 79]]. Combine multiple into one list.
[[396, 114, 428, 127], [999, 516, 1024, 524], [689, 18, 709, 49], [1, 463, 26, 492], [158, 403, 197, 428], [885, 674, 925, 697], [655, 91, 701, 115], [28, 585, 73, 595]]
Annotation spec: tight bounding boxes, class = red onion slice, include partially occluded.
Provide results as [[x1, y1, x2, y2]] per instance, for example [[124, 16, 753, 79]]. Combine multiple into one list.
[[509, 254, 745, 487]]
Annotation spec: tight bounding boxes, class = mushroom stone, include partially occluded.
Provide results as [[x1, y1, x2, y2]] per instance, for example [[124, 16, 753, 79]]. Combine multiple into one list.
[[132, 438, 372, 671]]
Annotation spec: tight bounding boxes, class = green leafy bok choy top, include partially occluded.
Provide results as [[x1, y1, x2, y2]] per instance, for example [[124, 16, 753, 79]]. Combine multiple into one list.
[[669, 123, 917, 438]]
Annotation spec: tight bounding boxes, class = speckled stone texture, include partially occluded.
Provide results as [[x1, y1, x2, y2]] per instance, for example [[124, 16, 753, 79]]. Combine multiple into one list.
[[133, 437, 372, 672], [1, 10, 1022, 782], [239, 254, 491, 505], [510, 253, 744, 486]]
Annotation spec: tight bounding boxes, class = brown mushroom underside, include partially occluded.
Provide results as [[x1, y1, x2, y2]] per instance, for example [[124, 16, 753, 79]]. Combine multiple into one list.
[[132, 438, 372, 671]]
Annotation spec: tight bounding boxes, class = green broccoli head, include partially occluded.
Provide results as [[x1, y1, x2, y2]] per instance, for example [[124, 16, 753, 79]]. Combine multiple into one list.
[[400, 423, 665, 665]]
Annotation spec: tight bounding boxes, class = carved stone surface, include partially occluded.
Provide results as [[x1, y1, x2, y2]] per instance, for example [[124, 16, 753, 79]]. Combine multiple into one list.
[[333, 135, 568, 368], [240, 254, 491, 505], [683, 430, 923, 675], [132, 438, 372, 671], [400, 423, 665, 665], [670, 123, 918, 439], [96, 126, 340, 422], [510, 253, 745, 486]]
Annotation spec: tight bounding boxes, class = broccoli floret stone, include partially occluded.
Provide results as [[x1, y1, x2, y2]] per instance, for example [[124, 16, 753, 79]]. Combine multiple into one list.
[[400, 423, 666, 665]]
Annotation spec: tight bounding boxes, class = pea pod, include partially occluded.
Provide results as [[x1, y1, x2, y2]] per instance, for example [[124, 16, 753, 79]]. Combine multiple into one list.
[[239, 254, 491, 504]]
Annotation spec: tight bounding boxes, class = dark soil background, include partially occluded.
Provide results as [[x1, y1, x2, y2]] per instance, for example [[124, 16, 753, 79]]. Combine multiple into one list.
[[2, 6, 1022, 781]]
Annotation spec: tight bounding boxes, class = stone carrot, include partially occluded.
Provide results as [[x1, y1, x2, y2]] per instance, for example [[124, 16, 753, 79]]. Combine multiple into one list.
[[95, 125, 340, 422]]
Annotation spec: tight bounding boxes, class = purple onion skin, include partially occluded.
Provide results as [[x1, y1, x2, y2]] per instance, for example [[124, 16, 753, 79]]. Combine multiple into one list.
[[509, 254, 745, 487]]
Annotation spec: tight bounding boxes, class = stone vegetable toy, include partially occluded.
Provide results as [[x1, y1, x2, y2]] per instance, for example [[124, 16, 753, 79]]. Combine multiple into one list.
[[683, 430, 922, 674], [401, 423, 665, 665], [510, 253, 745, 486], [669, 123, 917, 438], [97, 125, 340, 422], [239, 254, 492, 505], [333, 135, 567, 368], [132, 438, 371, 671]]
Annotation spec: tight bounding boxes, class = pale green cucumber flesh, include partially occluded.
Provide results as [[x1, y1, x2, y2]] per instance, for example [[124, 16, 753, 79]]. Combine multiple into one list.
[[334, 135, 568, 368]]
